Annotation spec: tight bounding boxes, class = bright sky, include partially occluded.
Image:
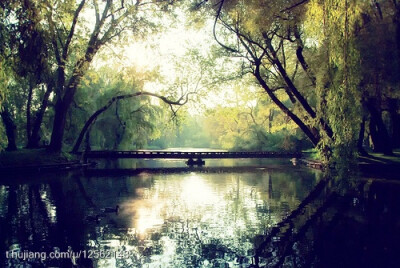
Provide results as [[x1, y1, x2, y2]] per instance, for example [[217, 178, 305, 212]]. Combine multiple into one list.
[[123, 25, 209, 70], [92, 5, 259, 114], [120, 18, 233, 113]]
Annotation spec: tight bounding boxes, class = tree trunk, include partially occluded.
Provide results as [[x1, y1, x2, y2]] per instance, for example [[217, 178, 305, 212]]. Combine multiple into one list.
[[1, 106, 17, 151], [48, 99, 68, 152], [26, 84, 33, 139], [392, 113, 400, 148], [48, 42, 101, 152], [27, 83, 53, 148], [84, 126, 91, 152], [357, 116, 368, 156], [388, 98, 400, 148], [48, 53, 94, 152], [294, 26, 317, 86], [268, 109, 274, 133], [367, 100, 392, 155], [265, 39, 334, 140], [253, 65, 320, 147]]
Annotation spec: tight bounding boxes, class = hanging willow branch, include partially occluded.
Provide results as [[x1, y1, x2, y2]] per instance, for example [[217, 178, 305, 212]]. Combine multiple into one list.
[[71, 91, 190, 153]]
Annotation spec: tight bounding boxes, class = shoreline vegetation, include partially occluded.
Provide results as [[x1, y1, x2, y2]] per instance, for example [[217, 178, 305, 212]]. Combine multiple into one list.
[[0, 149, 83, 173]]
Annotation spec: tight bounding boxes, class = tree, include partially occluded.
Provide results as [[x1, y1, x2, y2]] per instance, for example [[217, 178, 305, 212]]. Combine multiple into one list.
[[354, 0, 400, 154], [197, 0, 399, 160], [0, 104, 18, 151], [306, 0, 364, 161], [196, 0, 335, 158], [36, 0, 178, 152], [0, 7, 17, 150], [72, 90, 190, 152], [1, 0, 59, 149]]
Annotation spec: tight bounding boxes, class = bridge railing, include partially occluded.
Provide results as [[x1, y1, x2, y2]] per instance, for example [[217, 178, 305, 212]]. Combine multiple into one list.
[[78, 150, 302, 159]]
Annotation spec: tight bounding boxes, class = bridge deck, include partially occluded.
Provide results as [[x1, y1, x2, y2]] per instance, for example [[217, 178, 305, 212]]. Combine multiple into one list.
[[81, 151, 301, 159]]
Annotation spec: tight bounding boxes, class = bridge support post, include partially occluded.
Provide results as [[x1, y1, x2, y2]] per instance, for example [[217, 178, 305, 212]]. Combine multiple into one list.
[[186, 158, 205, 166], [81, 151, 88, 164]]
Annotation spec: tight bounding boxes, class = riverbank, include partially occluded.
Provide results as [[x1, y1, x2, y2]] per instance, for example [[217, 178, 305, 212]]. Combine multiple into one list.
[[0, 149, 86, 173], [1, 149, 400, 176], [358, 152, 400, 178], [299, 150, 400, 178]]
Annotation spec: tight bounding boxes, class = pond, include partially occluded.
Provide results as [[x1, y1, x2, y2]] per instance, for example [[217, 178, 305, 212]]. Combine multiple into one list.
[[1, 158, 400, 267]]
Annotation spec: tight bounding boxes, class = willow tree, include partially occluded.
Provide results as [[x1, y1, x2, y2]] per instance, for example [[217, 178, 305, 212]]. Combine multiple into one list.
[[196, 0, 334, 159], [307, 0, 400, 156], [355, 0, 400, 154], [0, 4, 18, 151], [197, 0, 381, 161], [70, 44, 215, 152], [0, 32, 9, 150], [0, 0, 56, 150], [305, 0, 364, 161], [41, 0, 178, 152]]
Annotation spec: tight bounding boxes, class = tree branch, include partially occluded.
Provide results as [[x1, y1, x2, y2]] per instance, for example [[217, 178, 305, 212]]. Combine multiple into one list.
[[63, 0, 86, 60], [253, 64, 320, 146], [72, 91, 189, 152], [213, 0, 239, 53], [280, 0, 310, 13]]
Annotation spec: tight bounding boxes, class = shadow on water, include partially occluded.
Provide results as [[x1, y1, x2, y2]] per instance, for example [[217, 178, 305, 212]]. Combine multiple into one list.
[[253, 173, 400, 268], [0, 159, 400, 267]]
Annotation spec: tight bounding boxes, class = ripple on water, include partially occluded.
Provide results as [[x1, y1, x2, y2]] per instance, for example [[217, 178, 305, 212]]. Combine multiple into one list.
[[0, 162, 320, 267]]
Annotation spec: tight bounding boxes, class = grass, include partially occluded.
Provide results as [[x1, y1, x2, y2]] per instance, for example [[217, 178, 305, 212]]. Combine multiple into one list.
[[302, 148, 320, 160], [0, 148, 77, 168], [359, 150, 400, 164], [303, 148, 400, 165]]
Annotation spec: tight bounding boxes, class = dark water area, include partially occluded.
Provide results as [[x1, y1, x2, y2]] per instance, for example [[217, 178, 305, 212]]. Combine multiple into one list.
[[0, 158, 400, 267]]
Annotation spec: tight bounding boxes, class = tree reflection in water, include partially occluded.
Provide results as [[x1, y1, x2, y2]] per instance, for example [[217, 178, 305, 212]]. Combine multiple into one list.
[[254, 175, 400, 268], [0, 164, 399, 267]]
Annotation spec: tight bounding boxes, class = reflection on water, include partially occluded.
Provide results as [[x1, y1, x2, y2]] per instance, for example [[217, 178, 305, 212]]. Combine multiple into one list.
[[0, 160, 317, 267], [1, 159, 400, 267], [99, 157, 293, 169]]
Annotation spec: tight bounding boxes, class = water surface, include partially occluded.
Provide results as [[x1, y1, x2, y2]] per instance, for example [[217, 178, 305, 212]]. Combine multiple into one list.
[[0, 159, 319, 267], [1, 158, 400, 267]]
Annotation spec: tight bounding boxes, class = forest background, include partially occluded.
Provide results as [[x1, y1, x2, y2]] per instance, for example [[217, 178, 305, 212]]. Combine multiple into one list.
[[1, 0, 399, 164]]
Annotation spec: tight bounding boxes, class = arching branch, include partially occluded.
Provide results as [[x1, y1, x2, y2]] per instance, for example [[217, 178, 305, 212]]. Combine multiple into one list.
[[71, 91, 189, 153], [213, 0, 239, 53]]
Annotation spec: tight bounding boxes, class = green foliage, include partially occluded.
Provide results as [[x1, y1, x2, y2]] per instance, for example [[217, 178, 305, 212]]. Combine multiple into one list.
[[0, 59, 7, 110], [1, 0, 398, 162], [205, 0, 400, 164], [0, 124, 6, 151], [304, 0, 365, 162], [305, 0, 400, 162], [151, 115, 212, 149], [0, 148, 76, 167], [152, 83, 312, 152], [69, 65, 166, 150]]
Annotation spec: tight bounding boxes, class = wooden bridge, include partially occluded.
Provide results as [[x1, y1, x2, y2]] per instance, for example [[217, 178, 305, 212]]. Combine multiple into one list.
[[80, 150, 301, 165]]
